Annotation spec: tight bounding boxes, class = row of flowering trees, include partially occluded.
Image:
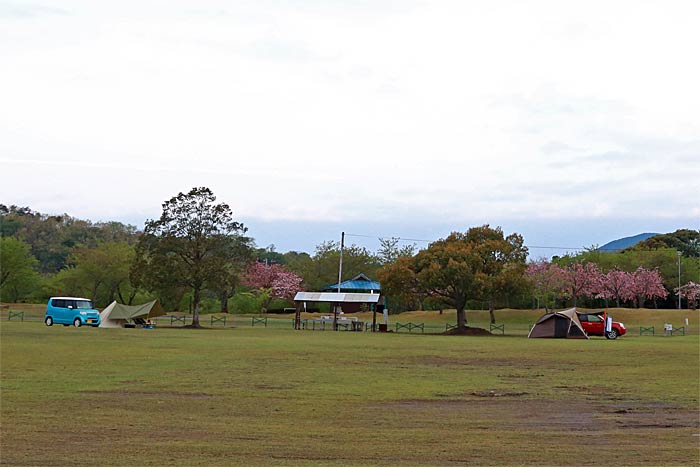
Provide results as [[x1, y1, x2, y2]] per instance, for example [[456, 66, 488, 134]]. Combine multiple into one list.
[[526, 260, 669, 309]]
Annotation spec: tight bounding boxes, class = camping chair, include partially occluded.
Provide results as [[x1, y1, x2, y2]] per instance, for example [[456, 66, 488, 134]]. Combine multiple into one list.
[[133, 317, 154, 329]]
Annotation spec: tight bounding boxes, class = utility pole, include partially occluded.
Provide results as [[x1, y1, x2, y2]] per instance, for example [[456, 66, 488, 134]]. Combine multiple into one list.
[[677, 251, 682, 309], [337, 232, 344, 293]]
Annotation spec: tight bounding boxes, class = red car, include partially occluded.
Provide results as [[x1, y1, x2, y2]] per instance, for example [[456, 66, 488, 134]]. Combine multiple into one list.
[[577, 312, 626, 339]]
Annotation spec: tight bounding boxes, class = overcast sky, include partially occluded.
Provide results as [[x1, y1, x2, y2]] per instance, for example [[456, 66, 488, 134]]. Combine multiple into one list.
[[1, 0, 699, 256]]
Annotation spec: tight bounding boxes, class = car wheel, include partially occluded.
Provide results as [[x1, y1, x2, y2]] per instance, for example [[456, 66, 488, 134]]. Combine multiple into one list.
[[606, 329, 618, 340], [45, 316, 53, 326], [73, 318, 82, 327]]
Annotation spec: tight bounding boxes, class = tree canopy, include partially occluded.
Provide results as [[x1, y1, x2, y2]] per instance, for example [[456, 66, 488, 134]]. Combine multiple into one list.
[[384, 225, 528, 330], [135, 187, 247, 326], [0, 237, 41, 302]]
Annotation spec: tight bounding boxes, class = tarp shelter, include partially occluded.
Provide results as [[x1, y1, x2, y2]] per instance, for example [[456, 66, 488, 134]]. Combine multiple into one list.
[[528, 308, 589, 339], [99, 300, 166, 328], [292, 292, 382, 330]]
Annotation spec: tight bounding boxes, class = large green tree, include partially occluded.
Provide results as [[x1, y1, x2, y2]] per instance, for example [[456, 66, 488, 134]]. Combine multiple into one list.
[[0, 237, 41, 302], [51, 241, 137, 307], [412, 225, 528, 330], [208, 235, 254, 313], [135, 187, 246, 327], [466, 226, 528, 323], [376, 256, 425, 312]]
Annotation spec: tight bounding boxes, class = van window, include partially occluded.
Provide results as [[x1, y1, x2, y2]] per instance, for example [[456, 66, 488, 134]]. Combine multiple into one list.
[[52, 299, 66, 308], [75, 300, 93, 309]]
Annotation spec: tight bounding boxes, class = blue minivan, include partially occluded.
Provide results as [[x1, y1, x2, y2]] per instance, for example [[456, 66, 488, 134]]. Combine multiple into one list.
[[45, 297, 101, 327]]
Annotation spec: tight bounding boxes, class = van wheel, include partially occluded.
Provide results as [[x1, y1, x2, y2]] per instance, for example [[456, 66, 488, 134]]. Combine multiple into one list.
[[606, 329, 618, 340], [45, 316, 53, 326], [73, 318, 82, 327]]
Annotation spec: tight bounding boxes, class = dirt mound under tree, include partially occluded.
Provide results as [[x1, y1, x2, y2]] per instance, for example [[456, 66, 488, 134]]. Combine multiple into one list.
[[443, 326, 492, 336]]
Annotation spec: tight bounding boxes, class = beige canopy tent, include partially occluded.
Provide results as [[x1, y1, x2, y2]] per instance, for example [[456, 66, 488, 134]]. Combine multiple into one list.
[[528, 308, 588, 339], [99, 300, 166, 328]]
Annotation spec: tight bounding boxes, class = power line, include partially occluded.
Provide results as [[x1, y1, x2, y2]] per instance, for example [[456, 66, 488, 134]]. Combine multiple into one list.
[[344, 232, 680, 253]]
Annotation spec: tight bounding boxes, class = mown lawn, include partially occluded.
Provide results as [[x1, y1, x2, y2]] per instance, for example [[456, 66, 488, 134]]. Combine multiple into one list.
[[1, 321, 698, 466]]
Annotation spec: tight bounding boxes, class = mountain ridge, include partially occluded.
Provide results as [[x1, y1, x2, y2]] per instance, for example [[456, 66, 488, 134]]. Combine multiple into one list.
[[598, 232, 659, 252]]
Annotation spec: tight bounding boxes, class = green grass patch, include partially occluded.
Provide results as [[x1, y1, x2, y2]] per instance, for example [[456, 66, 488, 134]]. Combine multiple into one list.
[[1, 320, 699, 466]]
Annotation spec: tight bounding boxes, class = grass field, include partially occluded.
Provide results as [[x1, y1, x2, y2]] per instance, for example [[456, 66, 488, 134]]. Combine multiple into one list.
[[1, 313, 699, 466]]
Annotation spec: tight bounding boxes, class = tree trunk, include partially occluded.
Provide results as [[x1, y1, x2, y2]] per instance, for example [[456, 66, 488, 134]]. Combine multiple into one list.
[[192, 287, 201, 327], [220, 290, 229, 313], [488, 300, 496, 324], [107, 285, 117, 305], [91, 281, 101, 303], [127, 288, 137, 305], [261, 296, 272, 314], [457, 307, 467, 329]]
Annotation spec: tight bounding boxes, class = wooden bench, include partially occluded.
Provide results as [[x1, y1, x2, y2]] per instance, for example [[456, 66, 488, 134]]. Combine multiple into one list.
[[8, 311, 24, 321], [490, 323, 504, 334], [396, 322, 424, 333]]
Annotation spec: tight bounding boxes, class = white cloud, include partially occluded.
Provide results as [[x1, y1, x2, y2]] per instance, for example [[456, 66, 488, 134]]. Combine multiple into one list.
[[1, 0, 698, 239]]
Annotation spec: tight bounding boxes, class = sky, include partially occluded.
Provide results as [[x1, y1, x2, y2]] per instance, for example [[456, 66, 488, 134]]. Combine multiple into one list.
[[1, 0, 699, 257]]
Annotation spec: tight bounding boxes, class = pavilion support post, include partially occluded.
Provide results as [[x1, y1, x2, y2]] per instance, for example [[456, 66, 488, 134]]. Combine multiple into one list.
[[294, 302, 302, 330], [333, 302, 338, 331], [372, 304, 377, 332]]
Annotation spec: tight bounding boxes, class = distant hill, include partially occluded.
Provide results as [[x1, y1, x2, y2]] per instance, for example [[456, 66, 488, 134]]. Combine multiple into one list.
[[598, 233, 659, 252]]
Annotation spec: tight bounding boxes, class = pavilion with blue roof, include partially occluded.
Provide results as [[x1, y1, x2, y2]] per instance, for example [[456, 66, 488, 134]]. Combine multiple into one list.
[[322, 273, 381, 293]]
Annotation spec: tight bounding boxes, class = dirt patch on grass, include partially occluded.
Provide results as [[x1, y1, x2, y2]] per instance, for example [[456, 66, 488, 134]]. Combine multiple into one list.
[[470, 390, 528, 397], [443, 326, 492, 336], [382, 397, 699, 433], [80, 390, 212, 399]]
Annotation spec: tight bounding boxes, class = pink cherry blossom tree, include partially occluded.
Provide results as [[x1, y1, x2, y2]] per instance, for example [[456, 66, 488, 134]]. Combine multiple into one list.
[[630, 266, 668, 308], [596, 268, 635, 308], [558, 262, 602, 307], [241, 262, 304, 313], [675, 281, 700, 309], [526, 259, 566, 311]]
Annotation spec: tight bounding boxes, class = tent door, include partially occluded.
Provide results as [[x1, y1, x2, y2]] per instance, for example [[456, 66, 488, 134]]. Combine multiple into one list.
[[554, 317, 569, 337]]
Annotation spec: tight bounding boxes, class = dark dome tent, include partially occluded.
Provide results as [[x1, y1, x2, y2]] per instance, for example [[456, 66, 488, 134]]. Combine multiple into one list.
[[528, 308, 588, 339]]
